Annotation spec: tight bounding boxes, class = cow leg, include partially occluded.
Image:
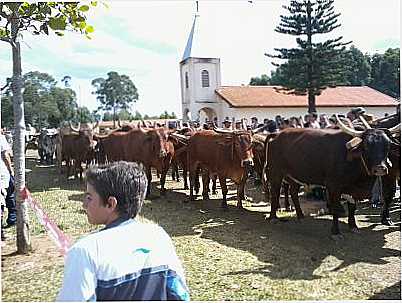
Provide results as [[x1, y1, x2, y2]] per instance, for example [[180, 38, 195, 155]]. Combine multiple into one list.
[[188, 166, 196, 202], [381, 176, 395, 226], [194, 167, 201, 194], [289, 182, 304, 219], [146, 167, 152, 198], [327, 190, 343, 237], [160, 172, 167, 196], [175, 163, 180, 182], [268, 179, 282, 221], [282, 182, 292, 211], [171, 164, 176, 181], [347, 202, 358, 232], [183, 166, 189, 190], [201, 170, 209, 200], [212, 175, 217, 195], [237, 178, 246, 210], [219, 176, 228, 209]]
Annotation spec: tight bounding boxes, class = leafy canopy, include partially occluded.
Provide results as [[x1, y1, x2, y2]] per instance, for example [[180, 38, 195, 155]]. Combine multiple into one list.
[[92, 71, 139, 115], [0, 2, 98, 42], [266, 0, 351, 112]]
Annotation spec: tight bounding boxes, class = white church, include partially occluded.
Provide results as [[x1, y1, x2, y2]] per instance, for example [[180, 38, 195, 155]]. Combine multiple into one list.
[[179, 11, 397, 125]]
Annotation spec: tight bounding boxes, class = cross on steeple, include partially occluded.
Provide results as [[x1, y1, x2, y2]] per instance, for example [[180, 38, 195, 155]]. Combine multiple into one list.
[[195, 1, 199, 16]]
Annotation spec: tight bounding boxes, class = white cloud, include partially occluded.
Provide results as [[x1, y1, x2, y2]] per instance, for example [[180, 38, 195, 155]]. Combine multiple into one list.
[[1, 0, 399, 117]]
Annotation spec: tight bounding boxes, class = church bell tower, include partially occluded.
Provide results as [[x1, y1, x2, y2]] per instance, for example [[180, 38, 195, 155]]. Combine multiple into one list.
[[179, 2, 221, 123]]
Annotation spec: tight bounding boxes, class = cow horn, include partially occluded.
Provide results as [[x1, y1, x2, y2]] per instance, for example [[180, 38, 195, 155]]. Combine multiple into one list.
[[169, 133, 190, 141], [371, 113, 397, 126], [242, 118, 247, 131], [93, 120, 100, 130], [69, 121, 80, 133], [335, 114, 363, 137], [358, 115, 372, 130], [213, 126, 234, 134], [252, 125, 266, 134], [389, 123, 401, 134]]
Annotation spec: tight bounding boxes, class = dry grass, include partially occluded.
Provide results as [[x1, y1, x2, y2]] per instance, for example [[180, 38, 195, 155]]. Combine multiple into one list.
[[1, 150, 401, 301]]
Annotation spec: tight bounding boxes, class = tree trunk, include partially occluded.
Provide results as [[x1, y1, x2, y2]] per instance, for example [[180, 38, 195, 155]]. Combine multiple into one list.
[[306, 1, 316, 114], [308, 89, 316, 113], [11, 18, 31, 254], [113, 105, 116, 129]]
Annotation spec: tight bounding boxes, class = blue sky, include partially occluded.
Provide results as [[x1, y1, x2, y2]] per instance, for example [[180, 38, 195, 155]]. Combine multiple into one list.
[[0, 0, 400, 117]]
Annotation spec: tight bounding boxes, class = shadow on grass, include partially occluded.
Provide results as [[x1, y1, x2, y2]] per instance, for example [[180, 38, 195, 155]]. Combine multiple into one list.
[[142, 190, 400, 284], [24, 151, 400, 290], [25, 154, 169, 199], [369, 281, 401, 299]]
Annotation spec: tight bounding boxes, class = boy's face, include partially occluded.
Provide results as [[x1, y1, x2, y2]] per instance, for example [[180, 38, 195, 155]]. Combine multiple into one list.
[[84, 183, 117, 225]]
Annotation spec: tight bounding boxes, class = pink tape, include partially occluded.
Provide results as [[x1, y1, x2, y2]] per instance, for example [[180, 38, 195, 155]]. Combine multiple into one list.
[[21, 187, 72, 256]]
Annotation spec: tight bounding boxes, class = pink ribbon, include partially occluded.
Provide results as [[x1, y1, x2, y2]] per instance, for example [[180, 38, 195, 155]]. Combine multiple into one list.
[[21, 187, 72, 256]]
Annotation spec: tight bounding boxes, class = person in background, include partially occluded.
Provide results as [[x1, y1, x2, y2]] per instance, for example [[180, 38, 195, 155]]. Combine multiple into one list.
[[1, 129, 14, 241], [222, 118, 232, 129], [319, 114, 331, 129], [250, 117, 259, 129], [309, 112, 321, 129], [57, 161, 190, 301]]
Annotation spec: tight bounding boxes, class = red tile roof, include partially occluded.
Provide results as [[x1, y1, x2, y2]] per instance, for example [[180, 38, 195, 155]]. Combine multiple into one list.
[[215, 86, 398, 108]]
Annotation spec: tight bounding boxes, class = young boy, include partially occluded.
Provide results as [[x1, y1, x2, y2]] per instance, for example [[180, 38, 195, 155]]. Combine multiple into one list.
[[57, 161, 190, 301]]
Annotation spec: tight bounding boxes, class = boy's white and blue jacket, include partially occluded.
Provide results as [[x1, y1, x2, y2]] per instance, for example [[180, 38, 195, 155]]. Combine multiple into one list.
[[57, 218, 190, 301]]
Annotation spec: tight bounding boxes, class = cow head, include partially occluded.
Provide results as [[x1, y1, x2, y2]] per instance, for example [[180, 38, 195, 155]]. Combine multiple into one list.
[[336, 115, 399, 176], [147, 128, 168, 158], [213, 127, 254, 176]]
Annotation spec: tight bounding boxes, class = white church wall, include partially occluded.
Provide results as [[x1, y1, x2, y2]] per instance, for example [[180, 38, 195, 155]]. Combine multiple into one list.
[[216, 97, 395, 124], [193, 59, 220, 103], [180, 64, 191, 104]]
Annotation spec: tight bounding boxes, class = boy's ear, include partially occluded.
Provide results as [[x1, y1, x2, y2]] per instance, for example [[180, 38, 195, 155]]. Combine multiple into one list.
[[106, 196, 118, 210]]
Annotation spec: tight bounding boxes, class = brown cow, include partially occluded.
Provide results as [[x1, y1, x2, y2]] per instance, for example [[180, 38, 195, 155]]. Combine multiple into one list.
[[61, 130, 95, 179], [187, 128, 254, 209], [97, 127, 170, 196], [264, 116, 399, 238]]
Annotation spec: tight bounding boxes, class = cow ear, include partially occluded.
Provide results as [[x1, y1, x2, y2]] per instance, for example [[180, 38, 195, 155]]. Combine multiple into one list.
[[346, 146, 362, 161], [346, 137, 362, 150]]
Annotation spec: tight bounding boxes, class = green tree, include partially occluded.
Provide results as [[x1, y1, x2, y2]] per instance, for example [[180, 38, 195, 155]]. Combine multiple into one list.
[[22, 71, 58, 129], [342, 45, 371, 86], [133, 110, 143, 120], [159, 111, 177, 119], [266, 0, 351, 113], [0, 2, 96, 254], [249, 74, 270, 86], [92, 71, 138, 128], [49, 86, 78, 125], [118, 109, 133, 121], [159, 110, 169, 119], [1, 79, 13, 127], [103, 112, 113, 121], [369, 48, 400, 98], [77, 106, 93, 123]]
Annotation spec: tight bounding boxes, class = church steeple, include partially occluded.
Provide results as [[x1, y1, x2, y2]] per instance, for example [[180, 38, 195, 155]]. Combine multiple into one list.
[[182, 1, 200, 61]]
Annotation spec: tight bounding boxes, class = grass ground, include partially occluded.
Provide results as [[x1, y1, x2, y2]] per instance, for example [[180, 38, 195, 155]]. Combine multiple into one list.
[[1, 150, 401, 301]]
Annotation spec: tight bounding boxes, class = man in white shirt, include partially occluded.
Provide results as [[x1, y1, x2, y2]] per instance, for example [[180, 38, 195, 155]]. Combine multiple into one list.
[[57, 161, 190, 301], [1, 130, 13, 241]]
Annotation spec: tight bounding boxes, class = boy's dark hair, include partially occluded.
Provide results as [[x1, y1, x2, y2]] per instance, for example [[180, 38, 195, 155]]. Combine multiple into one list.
[[85, 161, 148, 219]]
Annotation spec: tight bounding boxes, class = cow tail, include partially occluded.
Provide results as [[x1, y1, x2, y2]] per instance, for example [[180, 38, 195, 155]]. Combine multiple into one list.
[[262, 134, 277, 191]]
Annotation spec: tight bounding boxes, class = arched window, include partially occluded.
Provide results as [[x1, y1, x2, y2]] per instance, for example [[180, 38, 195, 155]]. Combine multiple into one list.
[[201, 70, 209, 87], [185, 72, 189, 89]]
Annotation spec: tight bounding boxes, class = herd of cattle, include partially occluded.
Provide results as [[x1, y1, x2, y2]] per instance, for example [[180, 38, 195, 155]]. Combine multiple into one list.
[[27, 113, 400, 237]]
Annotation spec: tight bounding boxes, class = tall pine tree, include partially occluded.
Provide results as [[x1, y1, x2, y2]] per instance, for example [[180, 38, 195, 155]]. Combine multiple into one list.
[[267, 0, 351, 113]]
